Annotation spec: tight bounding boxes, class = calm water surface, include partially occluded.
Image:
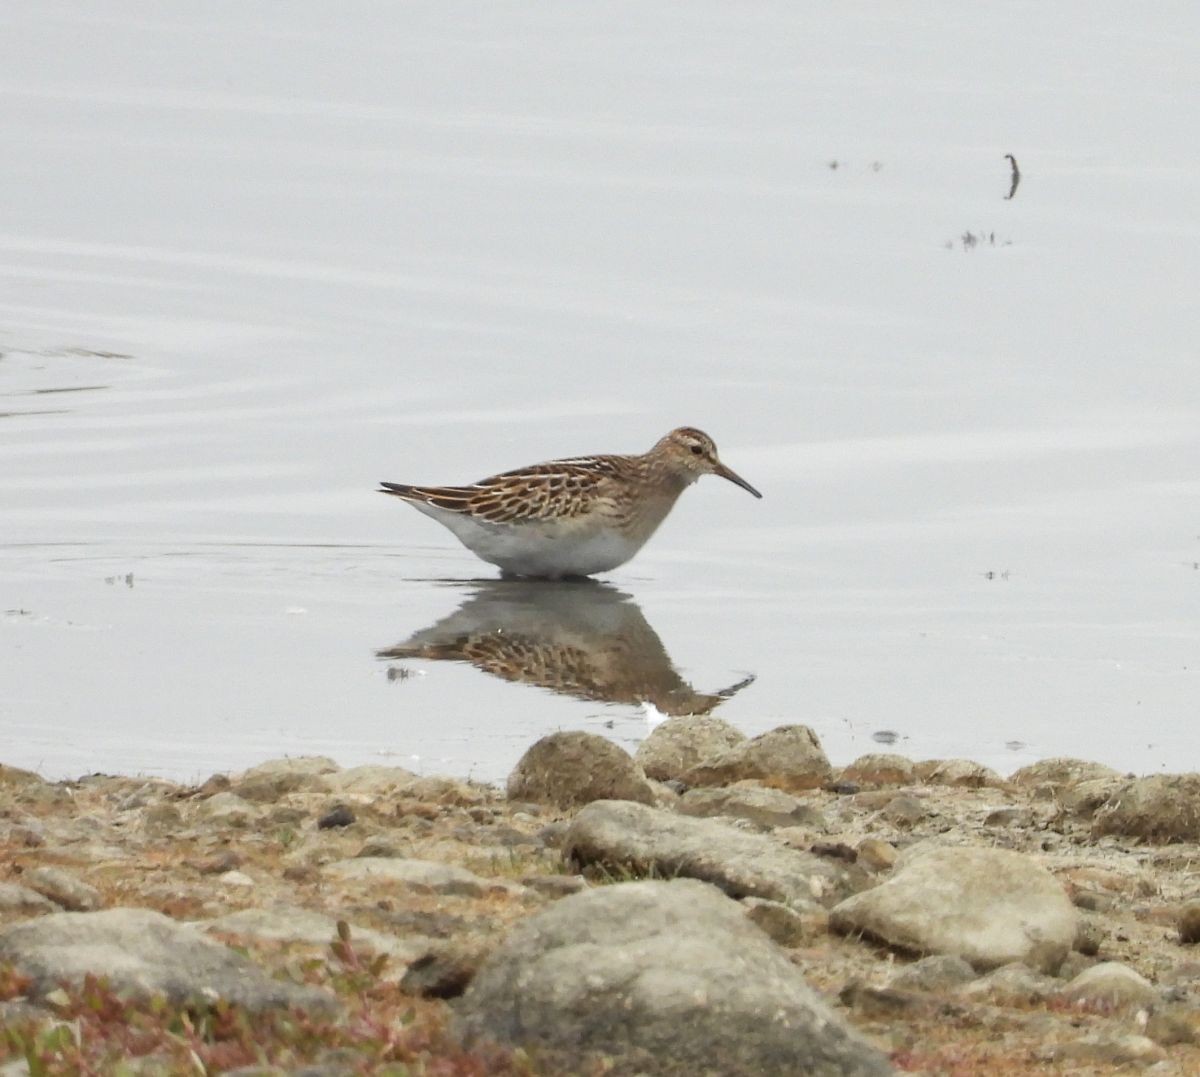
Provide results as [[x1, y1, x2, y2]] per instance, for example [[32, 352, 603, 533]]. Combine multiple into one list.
[[2, 3, 1197, 781]]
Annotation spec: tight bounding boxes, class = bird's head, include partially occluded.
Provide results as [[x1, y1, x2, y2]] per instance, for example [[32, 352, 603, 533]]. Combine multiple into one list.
[[655, 427, 762, 498]]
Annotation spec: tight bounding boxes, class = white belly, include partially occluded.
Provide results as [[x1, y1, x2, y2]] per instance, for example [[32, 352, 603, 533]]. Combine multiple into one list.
[[413, 504, 646, 578]]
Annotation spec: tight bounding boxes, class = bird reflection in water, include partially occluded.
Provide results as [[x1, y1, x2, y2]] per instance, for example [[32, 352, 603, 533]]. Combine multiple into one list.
[[377, 580, 754, 717]]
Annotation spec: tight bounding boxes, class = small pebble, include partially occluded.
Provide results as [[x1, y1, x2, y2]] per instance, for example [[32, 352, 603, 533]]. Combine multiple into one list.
[[317, 804, 356, 829]]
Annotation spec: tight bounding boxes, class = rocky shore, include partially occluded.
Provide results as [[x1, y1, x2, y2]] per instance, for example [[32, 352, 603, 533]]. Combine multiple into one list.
[[3, 719, 1200, 1074]]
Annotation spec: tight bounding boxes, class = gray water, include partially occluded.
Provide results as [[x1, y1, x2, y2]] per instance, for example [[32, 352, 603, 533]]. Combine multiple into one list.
[[3, 3, 1197, 782]]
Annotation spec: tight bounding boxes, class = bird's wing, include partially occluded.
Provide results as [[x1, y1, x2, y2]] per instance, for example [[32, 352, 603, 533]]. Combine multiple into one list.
[[379, 456, 628, 524]]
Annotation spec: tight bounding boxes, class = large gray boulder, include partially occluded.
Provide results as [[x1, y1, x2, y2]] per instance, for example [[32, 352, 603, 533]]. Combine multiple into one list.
[[454, 878, 893, 1076], [0, 908, 335, 1013], [564, 799, 853, 906], [830, 845, 1077, 974]]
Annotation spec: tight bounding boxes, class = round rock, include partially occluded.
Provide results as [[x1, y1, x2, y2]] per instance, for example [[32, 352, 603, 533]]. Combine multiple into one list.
[[507, 731, 655, 809], [634, 715, 746, 781]]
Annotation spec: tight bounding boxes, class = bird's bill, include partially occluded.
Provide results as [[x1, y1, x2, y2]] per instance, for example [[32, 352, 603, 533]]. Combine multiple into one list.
[[714, 462, 763, 499]]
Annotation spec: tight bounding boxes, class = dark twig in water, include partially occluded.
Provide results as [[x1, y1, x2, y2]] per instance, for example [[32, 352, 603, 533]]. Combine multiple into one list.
[[1004, 153, 1021, 200]]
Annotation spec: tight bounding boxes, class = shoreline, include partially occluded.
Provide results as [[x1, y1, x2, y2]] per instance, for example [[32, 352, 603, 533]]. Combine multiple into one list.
[[3, 719, 1200, 1073]]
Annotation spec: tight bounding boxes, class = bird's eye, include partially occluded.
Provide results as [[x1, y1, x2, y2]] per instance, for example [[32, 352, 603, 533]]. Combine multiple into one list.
[[690, 444, 704, 455]]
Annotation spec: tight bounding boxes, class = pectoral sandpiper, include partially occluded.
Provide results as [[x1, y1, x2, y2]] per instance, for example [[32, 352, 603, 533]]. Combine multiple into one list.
[[378, 580, 755, 712], [378, 426, 762, 579]]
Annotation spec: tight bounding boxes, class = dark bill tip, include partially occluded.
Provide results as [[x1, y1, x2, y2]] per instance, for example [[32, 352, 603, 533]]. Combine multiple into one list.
[[715, 463, 763, 499]]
